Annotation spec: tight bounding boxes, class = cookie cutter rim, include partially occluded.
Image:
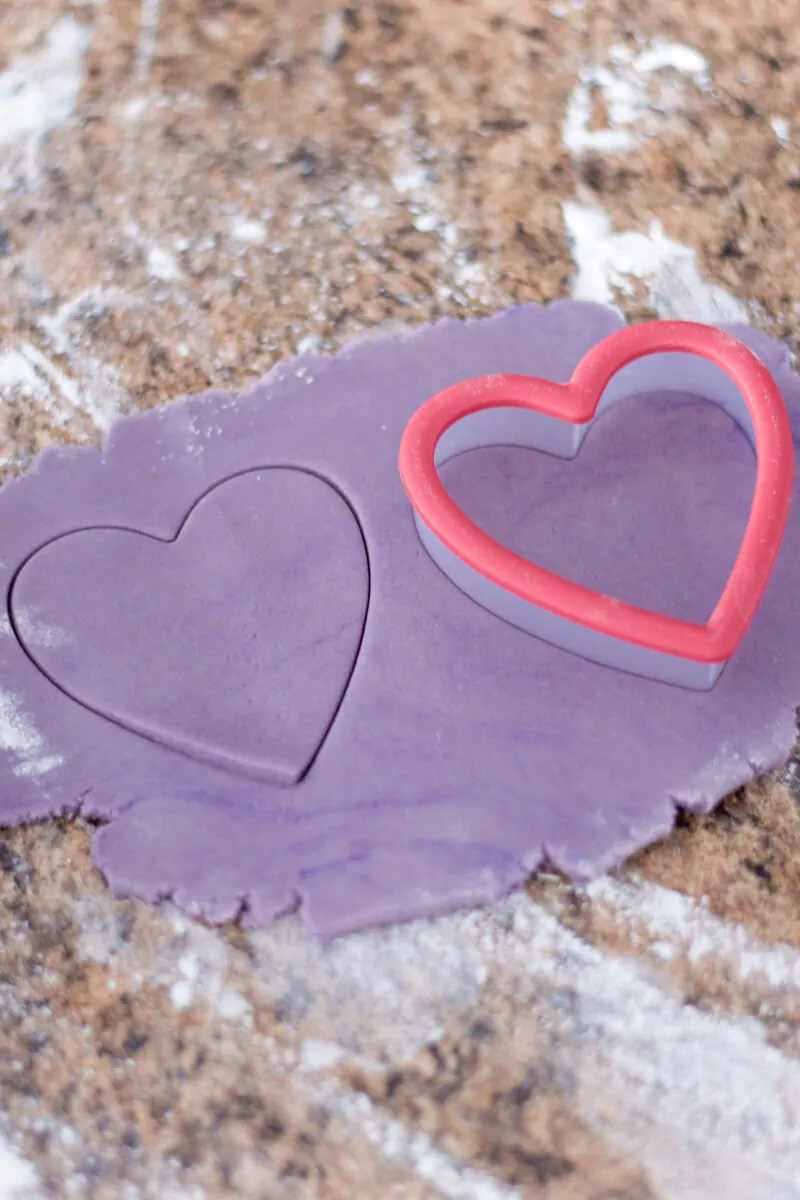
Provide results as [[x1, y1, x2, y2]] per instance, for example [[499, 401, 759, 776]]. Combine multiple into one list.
[[398, 321, 794, 690]]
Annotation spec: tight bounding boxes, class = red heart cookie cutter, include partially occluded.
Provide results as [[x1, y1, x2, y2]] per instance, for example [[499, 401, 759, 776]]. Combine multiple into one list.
[[398, 321, 794, 689]]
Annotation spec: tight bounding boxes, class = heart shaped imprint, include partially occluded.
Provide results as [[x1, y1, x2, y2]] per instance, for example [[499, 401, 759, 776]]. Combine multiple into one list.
[[12, 469, 369, 783]]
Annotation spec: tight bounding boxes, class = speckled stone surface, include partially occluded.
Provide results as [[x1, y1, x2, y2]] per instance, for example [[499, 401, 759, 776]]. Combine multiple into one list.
[[2, 1, 800, 1197]]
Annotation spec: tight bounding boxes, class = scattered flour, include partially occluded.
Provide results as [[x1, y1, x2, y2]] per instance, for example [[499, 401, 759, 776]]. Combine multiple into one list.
[[0, 349, 50, 405], [0, 340, 103, 446], [772, 116, 791, 146], [0, 609, 72, 651], [387, 114, 491, 302], [9, 343, 83, 418], [0, 690, 63, 780], [321, 11, 346, 65], [252, 883, 800, 1195], [160, 912, 251, 1021], [12, 614, 71, 652], [0, 16, 93, 186], [136, 0, 163, 84], [249, 906, 487, 1065], [0, 1132, 41, 1200], [69, 867, 800, 1199], [230, 217, 269, 246], [288, 888, 800, 1198], [75, 895, 252, 1023], [552, 0, 587, 13], [124, 220, 186, 283], [38, 288, 130, 433], [561, 199, 749, 323], [299, 1038, 350, 1070], [147, 244, 183, 283], [559, 38, 750, 326], [354, 67, 381, 89], [0, 330, 125, 443], [588, 874, 800, 993], [122, 95, 149, 122], [0, 348, 50, 466], [321, 1081, 523, 1200], [460, 896, 800, 1200], [563, 40, 710, 157]]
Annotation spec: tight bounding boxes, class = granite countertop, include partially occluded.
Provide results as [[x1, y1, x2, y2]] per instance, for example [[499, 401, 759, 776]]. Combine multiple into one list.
[[2, 1, 800, 1197]]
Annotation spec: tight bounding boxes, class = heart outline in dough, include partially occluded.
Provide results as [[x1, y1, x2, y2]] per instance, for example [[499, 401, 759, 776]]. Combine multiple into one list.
[[9, 467, 370, 784]]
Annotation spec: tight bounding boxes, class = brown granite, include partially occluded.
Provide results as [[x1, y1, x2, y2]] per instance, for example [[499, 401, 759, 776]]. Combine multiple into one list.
[[0, 823, 433, 1198], [341, 1027, 657, 1198], [531, 775, 800, 949], [529, 780, 800, 1059], [3, 1, 800, 1196], [634, 778, 800, 944]]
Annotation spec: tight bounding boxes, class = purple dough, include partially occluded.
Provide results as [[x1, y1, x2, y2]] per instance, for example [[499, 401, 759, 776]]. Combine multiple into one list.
[[1, 301, 799, 940], [12, 469, 368, 785]]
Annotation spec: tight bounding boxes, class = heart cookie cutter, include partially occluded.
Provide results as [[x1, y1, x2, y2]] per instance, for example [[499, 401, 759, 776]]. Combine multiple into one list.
[[398, 321, 794, 690]]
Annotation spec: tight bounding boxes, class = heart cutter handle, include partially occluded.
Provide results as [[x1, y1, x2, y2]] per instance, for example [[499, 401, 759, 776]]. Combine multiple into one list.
[[398, 321, 794, 690]]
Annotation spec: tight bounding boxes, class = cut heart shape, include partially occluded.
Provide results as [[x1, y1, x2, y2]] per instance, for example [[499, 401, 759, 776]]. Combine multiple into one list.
[[11, 469, 369, 782], [399, 321, 794, 688]]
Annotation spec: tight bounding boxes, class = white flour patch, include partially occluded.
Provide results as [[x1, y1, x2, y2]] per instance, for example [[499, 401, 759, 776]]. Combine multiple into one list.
[[635, 43, 708, 77], [2, 342, 84, 428], [0, 16, 93, 187], [231, 217, 268, 246], [0, 1133, 41, 1200], [0, 349, 50, 404], [147, 244, 182, 282], [461, 897, 800, 1200], [772, 116, 791, 146], [122, 95, 149, 122], [0, 690, 63, 780], [355, 67, 381, 89], [563, 40, 710, 157], [562, 199, 749, 323], [0, 347, 50, 466], [70, 876, 800, 1197], [1, 332, 125, 441], [12, 343, 82, 416], [299, 1038, 350, 1070], [0, 609, 72, 650], [74, 895, 254, 1025], [159, 910, 251, 1020], [588, 874, 800, 993], [559, 40, 749, 327], [262, 893, 800, 1197], [344, 180, 386, 222], [249, 910, 486, 1065], [125, 221, 185, 283]]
